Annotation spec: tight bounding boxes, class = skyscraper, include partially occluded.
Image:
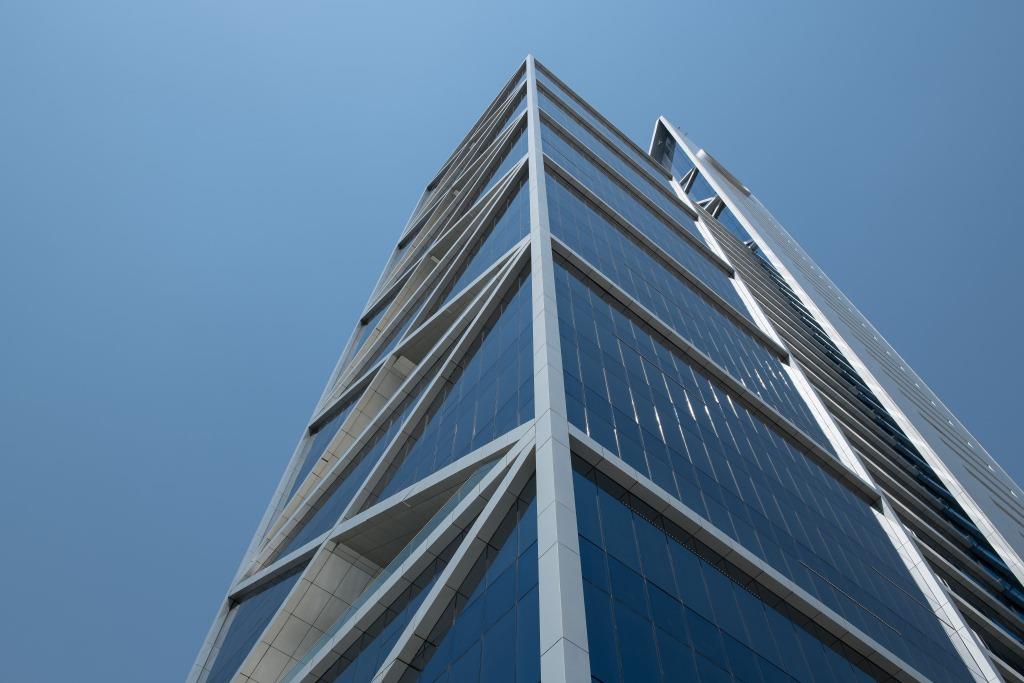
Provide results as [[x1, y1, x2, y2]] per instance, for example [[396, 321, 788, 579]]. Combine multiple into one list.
[[189, 57, 1024, 683]]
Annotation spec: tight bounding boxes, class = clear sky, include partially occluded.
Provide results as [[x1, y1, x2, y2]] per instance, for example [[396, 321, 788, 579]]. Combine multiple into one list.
[[2, 2, 1022, 681]]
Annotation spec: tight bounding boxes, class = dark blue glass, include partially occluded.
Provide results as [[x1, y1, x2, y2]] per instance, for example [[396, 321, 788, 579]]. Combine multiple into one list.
[[535, 75, 666, 181], [548, 174, 814, 418], [489, 87, 526, 142], [361, 178, 529, 379], [546, 170, 746, 314], [541, 123, 707, 248], [476, 126, 528, 202], [438, 176, 530, 308], [554, 254, 825, 441], [538, 90, 691, 236], [369, 271, 533, 503], [572, 463, 878, 683], [403, 480, 539, 682], [205, 562, 308, 683], [556, 264, 973, 683]]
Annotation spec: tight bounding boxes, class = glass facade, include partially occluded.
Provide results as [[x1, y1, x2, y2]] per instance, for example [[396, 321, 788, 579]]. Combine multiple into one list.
[[437, 175, 530, 308], [399, 478, 538, 683], [541, 122, 706, 246], [651, 130, 691, 180], [538, 92, 692, 236], [491, 87, 526, 141], [475, 124, 528, 202], [554, 256, 823, 440], [196, 60, 1005, 683], [535, 74, 666, 181], [547, 170, 746, 314], [275, 357, 442, 559], [554, 260, 972, 682], [547, 174, 810, 409], [573, 460, 878, 682], [368, 270, 533, 504]]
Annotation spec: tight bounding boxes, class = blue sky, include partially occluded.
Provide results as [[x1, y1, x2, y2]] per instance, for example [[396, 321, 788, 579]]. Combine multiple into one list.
[[1, 2, 1022, 680]]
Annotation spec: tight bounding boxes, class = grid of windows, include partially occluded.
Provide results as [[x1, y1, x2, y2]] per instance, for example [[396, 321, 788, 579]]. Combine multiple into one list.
[[539, 91, 695, 236], [206, 562, 309, 683], [369, 271, 533, 505], [289, 391, 365, 499], [316, 534, 466, 683], [552, 250, 823, 438], [548, 175, 815, 422], [535, 75, 667, 180], [400, 479, 538, 683], [438, 176, 529, 308], [541, 123, 707, 248], [573, 461, 877, 682], [554, 261, 971, 682], [547, 169, 746, 313]]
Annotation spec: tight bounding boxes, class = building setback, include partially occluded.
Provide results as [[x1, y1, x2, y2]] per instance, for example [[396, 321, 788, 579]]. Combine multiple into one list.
[[188, 57, 1024, 683]]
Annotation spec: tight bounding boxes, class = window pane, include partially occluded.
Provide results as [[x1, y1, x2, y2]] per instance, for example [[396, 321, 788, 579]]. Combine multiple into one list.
[[368, 271, 533, 503], [405, 480, 539, 682]]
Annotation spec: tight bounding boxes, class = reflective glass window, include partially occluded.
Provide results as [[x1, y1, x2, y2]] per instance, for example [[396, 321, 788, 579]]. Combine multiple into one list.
[[652, 130, 695, 181], [549, 176, 813, 402], [437, 176, 529, 308], [539, 112, 700, 246], [554, 253, 824, 440], [402, 479, 538, 683], [536, 75, 666, 180], [546, 169, 744, 313], [542, 124, 713, 259], [555, 263, 972, 683], [489, 87, 526, 141], [369, 270, 533, 503], [573, 463, 878, 683], [475, 125, 527, 202]]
